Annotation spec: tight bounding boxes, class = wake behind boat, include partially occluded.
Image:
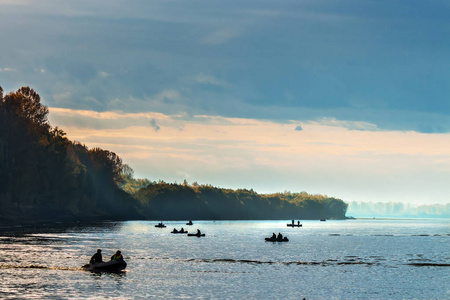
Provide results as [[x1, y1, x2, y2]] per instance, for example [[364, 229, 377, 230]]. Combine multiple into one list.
[[82, 260, 127, 272]]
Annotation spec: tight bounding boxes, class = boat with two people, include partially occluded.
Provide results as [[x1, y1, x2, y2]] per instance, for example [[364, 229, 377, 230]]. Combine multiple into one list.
[[187, 229, 205, 237], [171, 228, 188, 234], [265, 232, 289, 242], [287, 220, 302, 227], [83, 249, 127, 272]]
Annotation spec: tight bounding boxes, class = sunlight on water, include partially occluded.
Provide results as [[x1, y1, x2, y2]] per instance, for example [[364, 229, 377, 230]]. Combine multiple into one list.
[[0, 219, 448, 299]]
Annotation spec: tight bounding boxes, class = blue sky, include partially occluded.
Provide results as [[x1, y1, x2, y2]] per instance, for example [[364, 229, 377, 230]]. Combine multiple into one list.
[[1, 0, 449, 204]]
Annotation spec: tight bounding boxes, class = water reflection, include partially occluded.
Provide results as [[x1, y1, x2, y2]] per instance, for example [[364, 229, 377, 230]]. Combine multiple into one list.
[[0, 219, 448, 299]]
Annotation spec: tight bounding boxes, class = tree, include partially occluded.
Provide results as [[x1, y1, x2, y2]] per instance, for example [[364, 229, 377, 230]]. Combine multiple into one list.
[[3, 86, 49, 128], [89, 147, 124, 185]]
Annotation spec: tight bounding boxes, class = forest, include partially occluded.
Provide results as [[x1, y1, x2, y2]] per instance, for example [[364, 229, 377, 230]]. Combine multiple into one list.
[[0, 86, 348, 223], [0, 86, 140, 222], [129, 180, 348, 220]]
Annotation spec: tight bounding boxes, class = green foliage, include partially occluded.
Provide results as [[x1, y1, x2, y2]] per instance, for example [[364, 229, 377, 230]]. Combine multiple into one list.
[[133, 181, 348, 220], [0, 86, 141, 222], [0, 84, 348, 222], [119, 164, 151, 195]]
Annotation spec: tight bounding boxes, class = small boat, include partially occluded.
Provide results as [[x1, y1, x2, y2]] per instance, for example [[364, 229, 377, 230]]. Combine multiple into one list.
[[320, 219, 326, 222], [82, 260, 127, 272], [287, 223, 302, 227], [155, 222, 166, 228], [186, 220, 193, 225], [265, 237, 289, 242], [171, 229, 188, 234], [187, 233, 205, 237]]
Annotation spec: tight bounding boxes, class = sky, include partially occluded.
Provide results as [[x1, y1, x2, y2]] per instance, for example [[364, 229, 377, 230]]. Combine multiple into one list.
[[1, 0, 449, 205]]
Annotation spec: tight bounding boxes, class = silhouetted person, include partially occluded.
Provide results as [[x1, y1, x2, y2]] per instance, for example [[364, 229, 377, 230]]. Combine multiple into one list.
[[90, 249, 103, 264], [111, 250, 123, 261], [292, 220, 294, 224], [173, 228, 178, 233], [197, 229, 201, 235], [298, 220, 300, 226], [277, 233, 283, 240], [180, 227, 185, 233], [272, 233, 276, 239]]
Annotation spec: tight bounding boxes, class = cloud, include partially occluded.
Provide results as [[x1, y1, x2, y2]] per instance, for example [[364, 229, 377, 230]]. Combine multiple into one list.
[[202, 28, 239, 45], [2, 0, 449, 134], [150, 118, 160, 132], [46, 107, 450, 204], [193, 73, 230, 88], [311, 118, 379, 131], [48, 107, 171, 130], [0, 0, 29, 5], [98, 71, 110, 78], [0, 67, 16, 72]]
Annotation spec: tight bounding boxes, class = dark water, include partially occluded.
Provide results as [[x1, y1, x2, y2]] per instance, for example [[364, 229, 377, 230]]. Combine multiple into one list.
[[0, 219, 449, 299]]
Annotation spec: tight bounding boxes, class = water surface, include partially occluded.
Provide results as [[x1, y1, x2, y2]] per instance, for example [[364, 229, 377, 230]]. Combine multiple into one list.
[[0, 219, 448, 299]]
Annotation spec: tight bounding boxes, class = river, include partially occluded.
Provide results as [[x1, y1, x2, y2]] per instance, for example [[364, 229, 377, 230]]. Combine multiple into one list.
[[0, 219, 448, 299]]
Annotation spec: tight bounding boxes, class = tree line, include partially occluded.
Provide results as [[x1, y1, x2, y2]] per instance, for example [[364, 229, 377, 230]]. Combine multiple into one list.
[[0, 86, 140, 222], [0, 86, 348, 222], [127, 180, 348, 220]]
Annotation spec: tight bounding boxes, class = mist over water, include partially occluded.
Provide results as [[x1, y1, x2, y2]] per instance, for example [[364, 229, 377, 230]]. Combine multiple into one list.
[[0, 219, 449, 299], [347, 202, 450, 219]]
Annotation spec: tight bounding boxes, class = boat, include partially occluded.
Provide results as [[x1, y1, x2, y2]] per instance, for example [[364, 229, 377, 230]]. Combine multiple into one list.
[[187, 233, 205, 237], [155, 222, 166, 228], [82, 260, 127, 272], [320, 219, 326, 222], [186, 220, 193, 225], [287, 223, 302, 227], [171, 229, 188, 234], [265, 237, 289, 242]]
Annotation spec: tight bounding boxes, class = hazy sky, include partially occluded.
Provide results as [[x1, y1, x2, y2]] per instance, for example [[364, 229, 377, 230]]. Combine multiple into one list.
[[1, 0, 449, 204]]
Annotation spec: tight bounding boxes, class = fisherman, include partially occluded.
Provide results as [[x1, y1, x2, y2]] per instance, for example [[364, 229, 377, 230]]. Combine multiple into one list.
[[277, 232, 283, 240], [292, 220, 295, 224], [173, 228, 178, 233], [180, 227, 185, 233], [271, 233, 276, 239], [196, 229, 201, 235], [90, 249, 103, 264], [297, 220, 300, 226], [111, 250, 124, 262]]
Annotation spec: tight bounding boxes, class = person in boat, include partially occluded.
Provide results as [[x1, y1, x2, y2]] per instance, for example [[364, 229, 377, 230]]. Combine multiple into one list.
[[297, 220, 300, 226], [196, 229, 201, 235], [292, 220, 295, 224], [90, 249, 103, 264], [271, 233, 276, 239], [180, 227, 185, 233], [187, 220, 193, 225], [277, 233, 283, 240], [111, 250, 124, 262], [173, 228, 178, 233]]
